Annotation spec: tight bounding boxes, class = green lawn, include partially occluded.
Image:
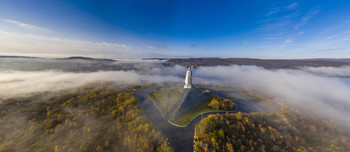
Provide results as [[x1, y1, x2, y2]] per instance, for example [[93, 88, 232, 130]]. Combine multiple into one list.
[[170, 96, 213, 126], [151, 87, 237, 126], [170, 94, 237, 126], [149, 87, 183, 115]]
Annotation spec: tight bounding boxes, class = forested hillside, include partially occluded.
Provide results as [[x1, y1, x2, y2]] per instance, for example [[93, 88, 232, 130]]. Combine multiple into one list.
[[195, 107, 350, 152], [0, 85, 172, 152]]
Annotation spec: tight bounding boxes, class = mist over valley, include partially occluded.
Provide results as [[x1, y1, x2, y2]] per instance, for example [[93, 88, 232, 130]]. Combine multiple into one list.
[[0, 56, 350, 151], [1, 1, 350, 151]]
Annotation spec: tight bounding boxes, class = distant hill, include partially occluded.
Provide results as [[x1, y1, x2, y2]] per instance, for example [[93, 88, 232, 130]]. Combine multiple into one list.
[[0, 55, 37, 58], [166, 58, 350, 69], [296, 58, 350, 63], [2, 56, 350, 69], [142, 58, 168, 61], [0, 55, 115, 61], [61, 56, 115, 62], [64, 56, 95, 60]]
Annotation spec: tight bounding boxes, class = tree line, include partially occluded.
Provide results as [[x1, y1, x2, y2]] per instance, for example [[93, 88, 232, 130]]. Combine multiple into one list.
[[194, 107, 350, 152]]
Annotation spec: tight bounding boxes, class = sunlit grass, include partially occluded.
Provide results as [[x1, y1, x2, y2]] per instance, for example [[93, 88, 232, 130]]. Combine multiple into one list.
[[170, 93, 237, 126], [149, 87, 182, 115], [170, 97, 213, 126]]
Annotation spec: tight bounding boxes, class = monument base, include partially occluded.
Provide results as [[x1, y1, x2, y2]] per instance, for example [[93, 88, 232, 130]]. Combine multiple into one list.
[[184, 85, 192, 88]]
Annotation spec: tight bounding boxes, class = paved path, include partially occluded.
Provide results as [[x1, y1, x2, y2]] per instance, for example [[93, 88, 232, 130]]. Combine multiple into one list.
[[135, 87, 262, 152]]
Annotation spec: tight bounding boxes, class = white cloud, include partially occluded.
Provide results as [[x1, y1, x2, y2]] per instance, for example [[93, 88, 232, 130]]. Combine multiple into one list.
[[0, 19, 178, 58], [0, 30, 179, 58], [286, 2, 298, 10], [266, 8, 280, 16], [3, 19, 51, 31], [263, 37, 281, 40], [284, 38, 293, 44], [0, 70, 183, 99], [1, 63, 350, 129], [194, 65, 350, 128], [301, 66, 350, 77], [294, 9, 320, 30], [0, 30, 149, 58]]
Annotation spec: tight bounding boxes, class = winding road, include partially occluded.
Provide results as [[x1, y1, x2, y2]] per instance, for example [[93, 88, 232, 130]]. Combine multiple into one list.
[[135, 87, 263, 152]]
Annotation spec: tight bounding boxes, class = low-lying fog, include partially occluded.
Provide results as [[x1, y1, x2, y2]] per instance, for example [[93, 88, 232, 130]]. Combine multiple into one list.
[[194, 65, 350, 127], [1, 58, 350, 128], [0, 70, 182, 99]]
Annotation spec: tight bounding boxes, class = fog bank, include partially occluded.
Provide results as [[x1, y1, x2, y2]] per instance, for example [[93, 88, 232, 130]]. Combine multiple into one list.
[[0, 70, 182, 99], [301, 66, 350, 77], [1, 63, 350, 128], [194, 65, 350, 127]]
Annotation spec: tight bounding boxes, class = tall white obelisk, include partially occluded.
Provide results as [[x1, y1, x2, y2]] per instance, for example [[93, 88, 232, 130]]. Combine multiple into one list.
[[184, 67, 192, 88]]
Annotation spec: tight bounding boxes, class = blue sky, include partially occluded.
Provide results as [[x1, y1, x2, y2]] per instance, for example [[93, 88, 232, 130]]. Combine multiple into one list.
[[0, 0, 350, 58]]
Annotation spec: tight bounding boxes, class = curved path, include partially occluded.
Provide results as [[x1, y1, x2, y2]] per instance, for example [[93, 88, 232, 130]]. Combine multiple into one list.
[[135, 87, 262, 152]]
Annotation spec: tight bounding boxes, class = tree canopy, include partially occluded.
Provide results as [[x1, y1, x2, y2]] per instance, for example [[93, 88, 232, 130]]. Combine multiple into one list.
[[195, 107, 350, 152], [0, 86, 172, 152]]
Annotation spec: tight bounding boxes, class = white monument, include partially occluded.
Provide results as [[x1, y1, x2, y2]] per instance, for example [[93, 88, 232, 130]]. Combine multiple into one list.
[[184, 67, 192, 88]]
